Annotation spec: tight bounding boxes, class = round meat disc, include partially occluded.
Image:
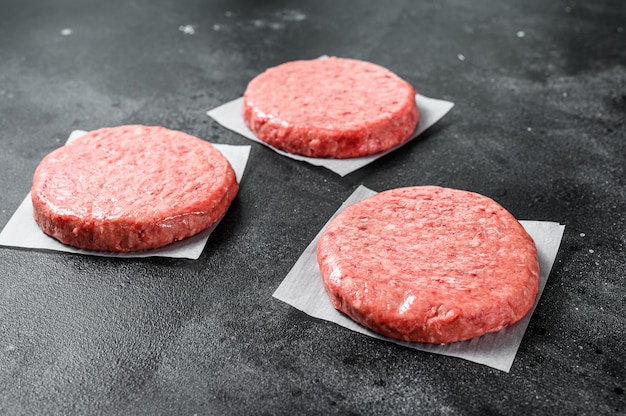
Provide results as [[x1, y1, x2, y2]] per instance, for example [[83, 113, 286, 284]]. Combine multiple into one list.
[[317, 186, 540, 344], [242, 57, 420, 158], [31, 125, 239, 252]]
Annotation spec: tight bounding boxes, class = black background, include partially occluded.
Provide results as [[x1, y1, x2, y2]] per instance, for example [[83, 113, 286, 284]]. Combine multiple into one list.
[[1, 0, 624, 414]]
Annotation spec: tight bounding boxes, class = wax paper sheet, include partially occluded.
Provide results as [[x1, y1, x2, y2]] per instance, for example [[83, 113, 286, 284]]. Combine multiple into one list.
[[272, 185, 565, 372], [0, 130, 251, 259], [207, 94, 454, 177]]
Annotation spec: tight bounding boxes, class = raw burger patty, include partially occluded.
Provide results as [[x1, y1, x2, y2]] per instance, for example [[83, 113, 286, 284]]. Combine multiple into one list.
[[242, 57, 420, 158], [317, 186, 540, 344], [31, 125, 239, 252]]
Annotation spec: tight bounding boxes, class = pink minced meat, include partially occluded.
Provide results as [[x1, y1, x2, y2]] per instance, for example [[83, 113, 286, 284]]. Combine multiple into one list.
[[242, 57, 420, 158], [31, 125, 238, 252], [317, 186, 540, 344]]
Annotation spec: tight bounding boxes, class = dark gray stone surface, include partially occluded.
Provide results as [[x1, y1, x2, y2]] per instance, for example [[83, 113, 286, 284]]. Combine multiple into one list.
[[1, 0, 624, 414]]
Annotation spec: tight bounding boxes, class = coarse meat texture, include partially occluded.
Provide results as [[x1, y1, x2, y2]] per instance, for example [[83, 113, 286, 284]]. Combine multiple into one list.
[[242, 57, 420, 158], [316, 186, 540, 344], [31, 125, 239, 252]]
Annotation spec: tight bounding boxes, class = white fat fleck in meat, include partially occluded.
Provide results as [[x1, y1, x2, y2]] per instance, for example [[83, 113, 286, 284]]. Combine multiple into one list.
[[329, 267, 343, 286], [398, 294, 416, 314]]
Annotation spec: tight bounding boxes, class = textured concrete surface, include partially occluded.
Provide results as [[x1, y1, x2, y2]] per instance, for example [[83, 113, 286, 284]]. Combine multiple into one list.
[[0, 0, 624, 414]]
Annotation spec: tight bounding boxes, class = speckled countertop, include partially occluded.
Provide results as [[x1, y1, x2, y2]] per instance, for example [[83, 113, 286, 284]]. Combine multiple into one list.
[[0, 0, 624, 414]]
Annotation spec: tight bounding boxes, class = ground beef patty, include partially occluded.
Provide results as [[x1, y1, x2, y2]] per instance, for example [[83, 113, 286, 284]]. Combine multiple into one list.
[[242, 57, 420, 158], [31, 125, 239, 252], [317, 186, 540, 344]]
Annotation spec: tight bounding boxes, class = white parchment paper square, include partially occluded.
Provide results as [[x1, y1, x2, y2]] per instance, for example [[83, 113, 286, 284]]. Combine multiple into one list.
[[0, 130, 251, 260], [273, 185, 565, 372], [207, 94, 454, 177]]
